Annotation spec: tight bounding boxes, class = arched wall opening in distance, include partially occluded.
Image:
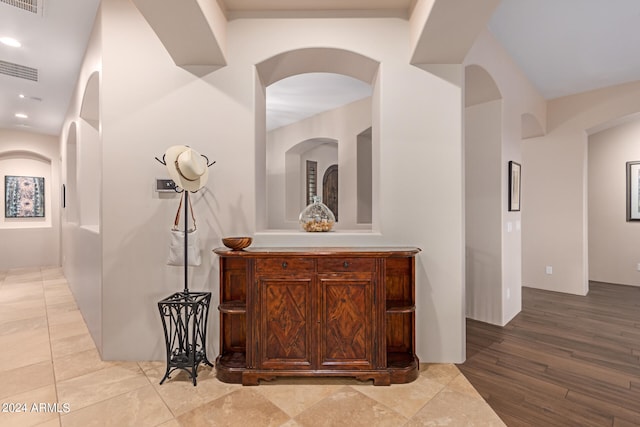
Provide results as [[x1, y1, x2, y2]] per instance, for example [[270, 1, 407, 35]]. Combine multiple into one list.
[[255, 48, 380, 232]]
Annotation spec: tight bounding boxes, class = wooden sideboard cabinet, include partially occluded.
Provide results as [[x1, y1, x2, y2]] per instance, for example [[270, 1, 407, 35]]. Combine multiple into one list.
[[213, 247, 420, 386]]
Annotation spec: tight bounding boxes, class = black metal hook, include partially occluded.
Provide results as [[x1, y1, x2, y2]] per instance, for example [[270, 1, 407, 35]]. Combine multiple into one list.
[[201, 154, 216, 168]]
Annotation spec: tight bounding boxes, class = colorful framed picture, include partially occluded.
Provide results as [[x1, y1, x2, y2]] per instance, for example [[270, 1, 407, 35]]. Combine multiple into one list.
[[5, 175, 45, 218], [508, 161, 521, 212], [627, 161, 640, 221]]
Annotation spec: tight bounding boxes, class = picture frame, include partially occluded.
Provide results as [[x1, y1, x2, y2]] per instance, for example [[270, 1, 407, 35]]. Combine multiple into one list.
[[5, 175, 45, 218], [627, 161, 640, 221], [508, 161, 521, 212]]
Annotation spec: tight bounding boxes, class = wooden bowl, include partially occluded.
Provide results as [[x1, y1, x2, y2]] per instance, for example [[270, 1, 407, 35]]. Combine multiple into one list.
[[222, 237, 252, 251]]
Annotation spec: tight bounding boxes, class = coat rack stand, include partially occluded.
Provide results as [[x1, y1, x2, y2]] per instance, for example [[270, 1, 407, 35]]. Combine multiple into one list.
[[155, 152, 215, 386]]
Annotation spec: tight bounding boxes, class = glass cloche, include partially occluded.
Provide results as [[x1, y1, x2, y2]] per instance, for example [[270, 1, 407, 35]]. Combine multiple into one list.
[[299, 196, 335, 232]]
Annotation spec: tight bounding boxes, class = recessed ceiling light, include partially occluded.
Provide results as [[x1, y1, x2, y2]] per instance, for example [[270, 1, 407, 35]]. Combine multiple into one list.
[[15, 113, 28, 119], [0, 37, 21, 48], [18, 94, 25, 99]]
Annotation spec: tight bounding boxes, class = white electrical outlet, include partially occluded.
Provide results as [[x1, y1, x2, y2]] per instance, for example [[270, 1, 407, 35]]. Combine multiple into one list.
[[506, 288, 511, 299], [637, 263, 640, 272], [545, 266, 553, 275]]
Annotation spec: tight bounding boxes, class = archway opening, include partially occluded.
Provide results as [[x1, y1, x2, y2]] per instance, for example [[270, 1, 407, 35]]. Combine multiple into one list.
[[255, 48, 380, 232]]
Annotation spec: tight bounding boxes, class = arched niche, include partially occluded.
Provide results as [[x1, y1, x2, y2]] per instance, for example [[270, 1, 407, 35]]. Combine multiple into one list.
[[255, 48, 380, 232], [66, 122, 79, 224], [80, 71, 100, 130], [521, 112, 545, 139]]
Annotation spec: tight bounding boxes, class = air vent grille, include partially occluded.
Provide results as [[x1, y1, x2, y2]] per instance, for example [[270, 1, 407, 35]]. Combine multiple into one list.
[[0, 0, 38, 13], [0, 60, 38, 81]]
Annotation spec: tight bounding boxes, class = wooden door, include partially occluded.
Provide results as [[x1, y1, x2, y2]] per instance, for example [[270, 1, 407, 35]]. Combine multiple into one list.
[[322, 164, 338, 221], [318, 274, 374, 369], [257, 276, 314, 370]]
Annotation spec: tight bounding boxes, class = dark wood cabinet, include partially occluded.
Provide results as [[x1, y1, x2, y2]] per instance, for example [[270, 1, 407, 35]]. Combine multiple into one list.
[[214, 247, 420, 386]]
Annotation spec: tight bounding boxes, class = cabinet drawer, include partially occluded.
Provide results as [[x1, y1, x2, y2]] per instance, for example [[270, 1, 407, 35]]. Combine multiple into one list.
[[317, 258, 375, 273], [255, 257, 315, 273]]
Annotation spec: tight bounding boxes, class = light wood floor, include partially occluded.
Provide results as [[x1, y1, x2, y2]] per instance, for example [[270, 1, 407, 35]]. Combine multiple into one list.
[[458, 282, 640, 427]]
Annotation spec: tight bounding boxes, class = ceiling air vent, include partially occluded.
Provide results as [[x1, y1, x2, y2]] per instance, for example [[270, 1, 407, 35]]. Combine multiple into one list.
[[0, 0, 38, 14], [0, 60, 38, 82]]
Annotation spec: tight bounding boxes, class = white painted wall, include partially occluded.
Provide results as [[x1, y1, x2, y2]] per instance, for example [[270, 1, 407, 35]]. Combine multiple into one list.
[[523, 81, 640, 295], [464, 100, 503, 325], [588, 118, 640, 286], [0, 129, 59, 269], [59, 8, 103, 354], [464, 30, 546, 324], [90, 0, 465, 362]]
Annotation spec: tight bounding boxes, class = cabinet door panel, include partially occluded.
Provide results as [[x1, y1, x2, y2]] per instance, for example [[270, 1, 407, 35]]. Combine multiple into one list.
[[258, 277, 314, 369], [319, 275, 374, 369]]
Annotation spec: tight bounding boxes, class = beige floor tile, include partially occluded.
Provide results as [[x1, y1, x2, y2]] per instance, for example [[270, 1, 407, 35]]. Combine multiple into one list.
[[48, 320, 90, 342], [446, 373, 485, 400], [34, 417, 61, 427], [420, 363, 462, 386], [295, 386, 407, 427], [352, 373, 448, 418], [254, 378, 349, 418], [0, 384, 59, 427], [44, 293, 76, 308], [53, 349, 114, 382], [51, 332, 96, 360], [0, 303, 47, 325], [46, 301, 81, 319], [60, 385, 173, 427], [0, 329, 52, 373], [41, 268, 64, 280], [0, 361, 55, 400], [0, 315, 48, 337], [144, 364, 240, 417], [46, 309, 86, 327], [154, 419, 180, 427], [4, 270, 43, 284], [42, 277, 67, 286], [177, 388, 291, 427], [405, 388, 506, 427], [56, 363, 149, 411], [0, 284, 44, 303]]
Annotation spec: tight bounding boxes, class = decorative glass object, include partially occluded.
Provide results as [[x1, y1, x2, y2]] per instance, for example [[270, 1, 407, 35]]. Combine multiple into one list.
[[299, 196, 335, 232]]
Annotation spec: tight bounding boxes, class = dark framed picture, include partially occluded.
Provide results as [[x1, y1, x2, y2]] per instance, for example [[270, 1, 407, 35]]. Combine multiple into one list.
[[5, 175, 45, 218], [508, 161, 521, 212], [627, 161, 640, 221]]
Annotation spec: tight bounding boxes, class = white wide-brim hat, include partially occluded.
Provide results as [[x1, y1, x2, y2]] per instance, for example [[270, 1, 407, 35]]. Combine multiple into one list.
[[164, 145, 209, 192]]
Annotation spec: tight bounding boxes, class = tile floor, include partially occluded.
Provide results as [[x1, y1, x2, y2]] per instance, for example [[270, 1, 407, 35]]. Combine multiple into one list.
[[0, 267, 505, 427]]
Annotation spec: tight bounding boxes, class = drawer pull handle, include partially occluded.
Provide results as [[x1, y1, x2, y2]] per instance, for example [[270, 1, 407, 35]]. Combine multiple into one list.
[[282, 261, 288, 269], [343, 261, 349, 268]]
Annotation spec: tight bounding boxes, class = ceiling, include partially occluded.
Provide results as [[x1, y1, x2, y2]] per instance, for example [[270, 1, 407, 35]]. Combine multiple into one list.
[[0, 0, 100, 136], [488, 0, 640, 99], [2, 0, 640, 136]]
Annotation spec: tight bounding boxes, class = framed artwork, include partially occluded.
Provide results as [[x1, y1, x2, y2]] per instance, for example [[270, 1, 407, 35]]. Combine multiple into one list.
[[508, 161, 521, 212], [627, 161, 640, 221], [5, 175, 45, 218]]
